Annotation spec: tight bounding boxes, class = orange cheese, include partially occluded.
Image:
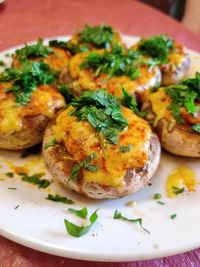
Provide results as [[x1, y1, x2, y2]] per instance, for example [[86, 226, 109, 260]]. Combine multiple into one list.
[[0, 83, 65, 135], [53, 106, 152, 187]]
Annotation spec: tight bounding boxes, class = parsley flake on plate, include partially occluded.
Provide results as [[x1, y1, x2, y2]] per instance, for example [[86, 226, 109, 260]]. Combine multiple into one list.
[[172, 186, 185, 195], [64, 209, 98, 237], [153, 193, 162, 200], [20, 172, 52, 188], [46, 194, 74, 204], [170, 214, 177, 220], [68, 207, 88, 219], [70, 89, 128, 145], [113, 210, 150, 234]]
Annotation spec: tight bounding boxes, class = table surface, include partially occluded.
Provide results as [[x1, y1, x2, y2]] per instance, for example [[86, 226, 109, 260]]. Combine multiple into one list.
[[0, 0, 200, 266]]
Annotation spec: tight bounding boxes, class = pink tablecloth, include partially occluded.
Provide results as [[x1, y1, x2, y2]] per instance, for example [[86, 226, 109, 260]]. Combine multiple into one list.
[[0, 0, 200, 266]]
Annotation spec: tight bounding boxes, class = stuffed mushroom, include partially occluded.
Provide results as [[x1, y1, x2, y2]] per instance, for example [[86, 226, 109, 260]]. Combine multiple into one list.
[[131, 34, 190, 86], [12, 39, 71, 79], [66, 48, 161, 98], [0, 61, 66, 150], [43, 89, 161, 199], [142, 72, 200, 157]]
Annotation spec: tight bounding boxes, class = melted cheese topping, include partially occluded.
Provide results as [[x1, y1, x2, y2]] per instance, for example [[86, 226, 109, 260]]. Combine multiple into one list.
[[168, 43, 187, 71], [147, 88, 172, 126], [12, 47, 70, 72], [166, 166, 198, 198], [53, 106, 152, 187], [0, 83, 65, 135], [69, 51, 160, 97]]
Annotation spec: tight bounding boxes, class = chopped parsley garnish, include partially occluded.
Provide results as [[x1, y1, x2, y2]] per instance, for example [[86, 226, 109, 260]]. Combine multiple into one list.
[[70, 153, 98, 181], [21, 143, 41, 158], [172, 186, 185, 195], [44, 139, 57, 149], [64, 209, 98, 237], [122, 87, 147, 117], [57, 83, 74, 103], [80, 48, 139, 80], [113, 210, 150, 234], [8, 187, 17, 190], [170, 214, 177, 220], [15, 39, 53, 63], [153, 193, 162, 200], [14, 205, 19, 210], [164, 72, 200, 127], [0, 61, 58, 105], [6, 172, 14, 178], [70, 89, 128, 144], [0, 60, 6, 67], [49, 40, 68, 50], [20, 172, 51, 188], [68, 207, 88, 219], [46, 194, 74, 204], [49, 40, 88, 54], [120, 144, 133, 153], [192, 123, 200, 133], [80, 24, 114, 49], [138, 34, 174, 64]]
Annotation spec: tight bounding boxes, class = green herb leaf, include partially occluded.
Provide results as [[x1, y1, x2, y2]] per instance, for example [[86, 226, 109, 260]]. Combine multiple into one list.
[[64, 209, 98, 237], [14, 205, 19, 209], [8, 187, 17, 190], [80, 49, 139, 80], [21, 172, 51, 188], [157, 201, 165, 205], [15, 39, 53, 63], [120, 144, 133, 153], [68, 207, 88, 219], [46, 194, 74, 204], [49, 40, 67, 50], [170, 214, 177, 220], [70, 153, 98, 181], [164, 73, 200, 124], [153, 193, 162, 200], [0, 61, 58, 105], [80, 24, 114, 49], [113, 210, 150, 234], [192, 123, 200, 133], [6, 172, 14, 178], [70, 89, 128, 144], [138, 34, 174, 64], [44, 139, 57, 149], [172, 186, 185, 195], [57, 83, 74, 103], [121, 87, 147, 117]]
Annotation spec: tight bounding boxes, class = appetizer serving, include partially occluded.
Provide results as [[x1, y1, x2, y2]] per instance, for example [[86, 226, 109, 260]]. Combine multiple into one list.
[[131, 34, 190, 86], [0, 61, 65, 150], [142, 73, 200, 157], [43, 89, 161, 199]]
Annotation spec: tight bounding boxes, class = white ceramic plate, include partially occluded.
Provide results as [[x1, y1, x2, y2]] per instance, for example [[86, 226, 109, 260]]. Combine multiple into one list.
[[0, 36, 200, 262]]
